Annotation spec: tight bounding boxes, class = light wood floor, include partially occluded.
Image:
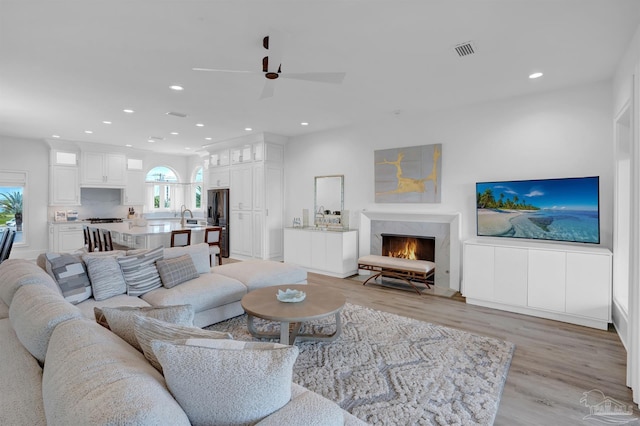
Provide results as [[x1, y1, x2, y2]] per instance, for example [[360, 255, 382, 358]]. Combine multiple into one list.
[[307, 271, 637, 425]]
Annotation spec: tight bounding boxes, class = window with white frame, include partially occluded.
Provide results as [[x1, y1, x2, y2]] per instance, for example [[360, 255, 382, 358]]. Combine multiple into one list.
[[193, 167, 203, 210], [146, 166, 178, 212], [0, 170, 26, 245]]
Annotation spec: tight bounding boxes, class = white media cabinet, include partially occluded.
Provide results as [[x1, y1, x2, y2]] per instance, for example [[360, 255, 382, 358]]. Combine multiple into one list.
[[463, 238, 612, 330]]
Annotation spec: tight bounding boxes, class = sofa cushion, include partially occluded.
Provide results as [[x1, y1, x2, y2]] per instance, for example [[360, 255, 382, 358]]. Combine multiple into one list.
[[9, 284, 82, 363], [214, 260, 308, 291], [256, 383, 345, 426], [82, 254, 127, 301], [141, 273, 247, 312], [156, 254, 199, 289], [0, 259, 62, 306], [43, 252, 92, 304], [118, 246, 164, 296], [42, 319, 190, 426], [0, 319, 46, 426], [163, 243, 211, 274], [76, 294, 151, 320], [134, 316, 232, 371], [98, 305, 195, 351], [152, 338, 298, 425]]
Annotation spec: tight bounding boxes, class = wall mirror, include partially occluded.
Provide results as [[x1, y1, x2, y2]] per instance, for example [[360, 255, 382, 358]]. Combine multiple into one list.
[[315, 175, 344, 220]]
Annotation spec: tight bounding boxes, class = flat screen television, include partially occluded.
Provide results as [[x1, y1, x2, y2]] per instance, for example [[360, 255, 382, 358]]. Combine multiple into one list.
[[476, 176, 600, 244]]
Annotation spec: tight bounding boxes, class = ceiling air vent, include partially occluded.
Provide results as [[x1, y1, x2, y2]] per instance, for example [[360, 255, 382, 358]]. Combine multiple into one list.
[[166, 111, 188, 118], [148, 136, 164, 141], [453, 41, 477, 57]]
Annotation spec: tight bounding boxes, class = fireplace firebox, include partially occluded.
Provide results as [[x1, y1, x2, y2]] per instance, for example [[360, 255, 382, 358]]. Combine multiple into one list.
[[381, 234, 435, 262]]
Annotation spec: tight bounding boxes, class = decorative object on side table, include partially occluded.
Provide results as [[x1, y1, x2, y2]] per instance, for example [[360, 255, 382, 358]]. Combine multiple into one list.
[[276, 288, 306, 303]]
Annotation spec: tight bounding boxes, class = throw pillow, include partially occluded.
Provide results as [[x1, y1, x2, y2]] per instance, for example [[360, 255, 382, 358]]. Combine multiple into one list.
[[133, 315, 232, 371], [156, 254, 199, 289], [100, 305, 195, 351], [43, 252, 92, 304], [162, 243, 211, 274], [151, 338, 298, 425], [117, 246, 164, 296], [82, 254, 127, 301]]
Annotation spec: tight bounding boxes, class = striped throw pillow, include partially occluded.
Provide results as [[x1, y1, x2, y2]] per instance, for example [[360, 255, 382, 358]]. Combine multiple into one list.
[[117, 246, 164, 296]]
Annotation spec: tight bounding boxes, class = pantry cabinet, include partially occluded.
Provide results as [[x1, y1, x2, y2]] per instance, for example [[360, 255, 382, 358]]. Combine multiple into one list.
[[463, 238, 612, 329], [228, 141, 284, 261]]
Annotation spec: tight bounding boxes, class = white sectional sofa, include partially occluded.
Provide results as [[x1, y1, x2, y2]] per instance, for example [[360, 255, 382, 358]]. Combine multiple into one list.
[[0, 246, 367, 425]]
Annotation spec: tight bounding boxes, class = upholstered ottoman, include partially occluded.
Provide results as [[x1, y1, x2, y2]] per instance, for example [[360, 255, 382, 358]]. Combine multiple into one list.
[[213, 260, 307, 292]]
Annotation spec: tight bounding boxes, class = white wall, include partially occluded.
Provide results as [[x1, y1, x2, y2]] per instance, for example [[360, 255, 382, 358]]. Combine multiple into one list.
[[0, 136, 50, 259], [285, 81, 614, 253]]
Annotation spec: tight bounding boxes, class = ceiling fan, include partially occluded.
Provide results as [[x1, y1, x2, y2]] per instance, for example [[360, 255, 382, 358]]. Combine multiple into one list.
[[192, 33, 346, 99]]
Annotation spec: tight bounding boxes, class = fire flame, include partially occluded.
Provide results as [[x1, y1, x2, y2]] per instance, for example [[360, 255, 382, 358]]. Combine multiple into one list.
[[388, 239, 418, 260]]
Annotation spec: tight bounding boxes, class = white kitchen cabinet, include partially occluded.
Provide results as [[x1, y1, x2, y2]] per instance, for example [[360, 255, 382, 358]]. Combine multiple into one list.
[[231, 145, 253, 164], [122, 170, 145, 205], [284, 228, 358, 278], [50, 165, 80, 206], [230, 211, 253, 257], [210, 149, 230, 167], [49, 223, 85, 253], [463, 238, 612, 329], [81, 152, 126, 187], [208, 167, 230, 189], [230, 164, 252, 210]]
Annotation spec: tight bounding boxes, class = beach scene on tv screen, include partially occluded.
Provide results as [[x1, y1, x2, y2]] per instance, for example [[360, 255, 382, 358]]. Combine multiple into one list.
[[476, 177, 600, 244]]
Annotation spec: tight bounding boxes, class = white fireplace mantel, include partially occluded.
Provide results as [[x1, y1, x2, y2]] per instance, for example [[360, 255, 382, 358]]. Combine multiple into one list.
[[359, 210, 462, 291]]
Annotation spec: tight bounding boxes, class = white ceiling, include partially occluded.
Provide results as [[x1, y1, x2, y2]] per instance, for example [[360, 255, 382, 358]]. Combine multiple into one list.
[[1, 0, 639, 155]]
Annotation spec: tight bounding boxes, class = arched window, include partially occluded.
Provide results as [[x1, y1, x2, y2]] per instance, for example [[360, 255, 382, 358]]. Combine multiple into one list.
[[193, 167, 203, 210], [146, 166, 179, 211]]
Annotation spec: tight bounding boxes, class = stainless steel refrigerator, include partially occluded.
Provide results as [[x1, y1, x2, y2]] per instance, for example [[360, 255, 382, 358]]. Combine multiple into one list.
[[207, 189, 229, 258]]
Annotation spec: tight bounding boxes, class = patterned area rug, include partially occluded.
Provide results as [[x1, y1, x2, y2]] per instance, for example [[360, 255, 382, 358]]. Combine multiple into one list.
[[207, 303, 514, 425]]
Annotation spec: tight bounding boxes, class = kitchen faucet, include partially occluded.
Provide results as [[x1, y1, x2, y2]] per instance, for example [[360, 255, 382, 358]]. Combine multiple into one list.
[[180, 205, 193, 228]]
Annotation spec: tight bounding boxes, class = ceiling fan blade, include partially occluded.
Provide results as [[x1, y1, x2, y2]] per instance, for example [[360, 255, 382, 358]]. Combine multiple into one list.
[[280, 72, 346, 84], [192, 67, 255, 74], [259, 80, 276, 99]]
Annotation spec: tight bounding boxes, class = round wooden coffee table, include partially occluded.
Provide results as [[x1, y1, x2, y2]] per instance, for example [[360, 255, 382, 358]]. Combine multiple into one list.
[[240, 284, 346, 345]]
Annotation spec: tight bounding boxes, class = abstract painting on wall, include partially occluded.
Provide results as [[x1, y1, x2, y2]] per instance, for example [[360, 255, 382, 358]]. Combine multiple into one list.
[[374, 144, 442, 203]]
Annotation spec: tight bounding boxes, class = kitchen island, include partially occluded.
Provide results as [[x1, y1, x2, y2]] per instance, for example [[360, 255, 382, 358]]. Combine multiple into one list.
[[95, 220, 207, 250]]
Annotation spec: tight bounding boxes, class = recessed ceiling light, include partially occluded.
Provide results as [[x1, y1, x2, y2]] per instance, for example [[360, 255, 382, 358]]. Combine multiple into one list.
[[196, 123, 204, 127], [52, 134, 60, 138], [244, 127, 252, 131], [184, 147, 192, 150], [300, 122, 309, 126], [529, 72, 543, 79], [123, 109, 135, 114], [170, 132, 179, 135], [84, 130, 93, 134], [205, 137, 212, 141], [147, 139, 155, 143], [170, 85, 184, 91], [102, 121, 112, 124], [125, 144, 133, 147]]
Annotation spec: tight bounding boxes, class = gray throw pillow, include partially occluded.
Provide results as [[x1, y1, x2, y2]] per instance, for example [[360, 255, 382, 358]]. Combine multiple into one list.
[[133, 315, 232, 371], [100, 305, 194, 351], [152, 338, 298, 425], [156, 254, 199, 289], [117, 246, 164, 296], [44, 252, 92, 304], [82, 254, 127, 301]]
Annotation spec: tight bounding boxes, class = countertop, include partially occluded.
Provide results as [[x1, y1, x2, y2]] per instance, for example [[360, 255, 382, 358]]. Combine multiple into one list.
[[93, 220, 207, 236]]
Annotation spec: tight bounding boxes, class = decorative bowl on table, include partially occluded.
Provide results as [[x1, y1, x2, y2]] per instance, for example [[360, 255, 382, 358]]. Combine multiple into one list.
[[276, 288, 306, 303]]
